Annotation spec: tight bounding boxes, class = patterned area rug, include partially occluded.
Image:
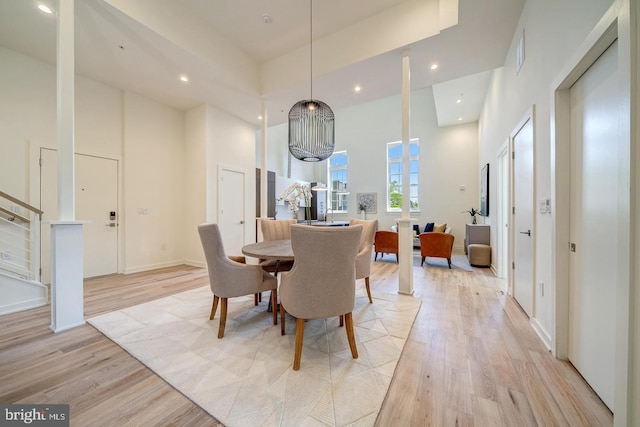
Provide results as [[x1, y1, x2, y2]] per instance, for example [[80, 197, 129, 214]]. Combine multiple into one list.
[[88, 286, 421, 426]]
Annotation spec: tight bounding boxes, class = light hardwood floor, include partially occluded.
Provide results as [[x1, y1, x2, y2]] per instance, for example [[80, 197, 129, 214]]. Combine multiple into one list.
[[0, 253, 612, 426]]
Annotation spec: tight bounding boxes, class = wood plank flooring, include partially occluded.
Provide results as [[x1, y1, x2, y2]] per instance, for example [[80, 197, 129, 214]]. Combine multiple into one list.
[[0, 253, 612, 426]]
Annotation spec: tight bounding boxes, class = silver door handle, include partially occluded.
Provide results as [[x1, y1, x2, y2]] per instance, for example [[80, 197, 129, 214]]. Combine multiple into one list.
[[105, 223, 117, 227], [519, 230, 531, 236]]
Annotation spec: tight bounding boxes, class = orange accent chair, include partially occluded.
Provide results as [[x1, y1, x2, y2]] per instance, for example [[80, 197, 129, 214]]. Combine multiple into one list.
[[374, 231, 399, 263], [419, 232, 455, 269]]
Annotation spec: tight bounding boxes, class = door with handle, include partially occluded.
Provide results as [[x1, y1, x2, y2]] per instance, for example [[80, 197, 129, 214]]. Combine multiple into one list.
[[512, 115, 535, 318], [40, 149, 119, 281], [219, 167, 246, 256]]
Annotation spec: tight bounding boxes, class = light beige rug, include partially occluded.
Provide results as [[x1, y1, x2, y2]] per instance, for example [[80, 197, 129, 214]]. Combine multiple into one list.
[[88, 286, 421, 426]]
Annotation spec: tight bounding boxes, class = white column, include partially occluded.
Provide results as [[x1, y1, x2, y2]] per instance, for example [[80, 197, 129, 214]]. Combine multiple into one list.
[[398, 49, 414, 295], [50, 0, 86, 332], [258, 101, 268, 243], [50, 221, 88, 332]]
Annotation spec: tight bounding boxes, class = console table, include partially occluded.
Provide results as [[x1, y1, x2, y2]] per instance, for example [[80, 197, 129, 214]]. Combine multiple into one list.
[[465, 224, 490, 254]]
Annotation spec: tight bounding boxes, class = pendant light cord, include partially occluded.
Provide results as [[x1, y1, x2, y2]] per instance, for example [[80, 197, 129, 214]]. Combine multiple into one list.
[[310, 0, 313, 100]]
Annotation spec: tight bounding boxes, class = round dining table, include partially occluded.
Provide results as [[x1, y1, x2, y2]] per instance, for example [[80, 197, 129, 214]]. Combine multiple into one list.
[[242, 239, 293, 313], [241, 239, 294, 261]]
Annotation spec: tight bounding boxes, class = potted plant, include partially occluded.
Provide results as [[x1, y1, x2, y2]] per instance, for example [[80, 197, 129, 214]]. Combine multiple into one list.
[[462, 207, 481, 224], [359, 202, 367, 219]]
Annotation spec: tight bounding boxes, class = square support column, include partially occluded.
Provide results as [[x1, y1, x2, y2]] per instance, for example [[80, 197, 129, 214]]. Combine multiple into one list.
[[50, 221, 88, 332]]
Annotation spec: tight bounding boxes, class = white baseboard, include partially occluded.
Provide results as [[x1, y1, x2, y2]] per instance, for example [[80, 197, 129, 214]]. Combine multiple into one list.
[[184, 259, 206, 268], [123, 260, 184, 274], [0, 297, 48, 316], [531, 317, 552, 351]]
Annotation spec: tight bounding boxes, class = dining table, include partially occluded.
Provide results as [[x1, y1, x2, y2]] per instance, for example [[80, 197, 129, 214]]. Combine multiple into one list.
[[241, 239, 293, 264], [242, 239, 293, 313]]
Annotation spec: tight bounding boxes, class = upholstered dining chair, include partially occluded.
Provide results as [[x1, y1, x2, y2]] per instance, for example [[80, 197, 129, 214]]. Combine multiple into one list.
[[198, 223, 278, 338], [279, 224, 363, 370], [349, 218, 378, 303], [259, 218, 297, 274]]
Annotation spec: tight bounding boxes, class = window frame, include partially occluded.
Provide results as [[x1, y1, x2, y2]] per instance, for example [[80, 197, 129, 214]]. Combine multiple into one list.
[[327, 150, 348, 213], [386, 139, 420, 212]]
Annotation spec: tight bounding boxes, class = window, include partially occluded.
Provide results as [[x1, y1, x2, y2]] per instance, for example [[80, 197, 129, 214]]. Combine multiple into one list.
[[387, 139, 419, 211], [328, 151, 348, 212]]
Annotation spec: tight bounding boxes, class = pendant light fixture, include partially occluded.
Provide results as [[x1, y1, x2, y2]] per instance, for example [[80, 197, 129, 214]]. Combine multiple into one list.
[[288, 0, 335, 162]]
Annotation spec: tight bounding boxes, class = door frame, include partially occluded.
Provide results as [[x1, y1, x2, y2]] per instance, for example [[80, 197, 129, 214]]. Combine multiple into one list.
[[36, 146, 124, 279], [550, 8, 630, 421], [496, 139, 510, 279], [217, 164, 249, 250]]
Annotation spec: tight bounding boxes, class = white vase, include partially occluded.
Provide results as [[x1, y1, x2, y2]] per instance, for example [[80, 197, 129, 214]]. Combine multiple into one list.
[[360, 210, 366, 219]]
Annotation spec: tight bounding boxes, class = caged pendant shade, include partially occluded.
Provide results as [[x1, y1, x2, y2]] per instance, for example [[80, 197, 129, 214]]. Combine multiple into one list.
[[288, 0, 335, 162]]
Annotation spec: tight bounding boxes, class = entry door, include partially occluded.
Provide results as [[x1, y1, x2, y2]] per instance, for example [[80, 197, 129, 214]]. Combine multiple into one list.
[[512, 117, 534, 317], [568, 40, 618, 411], [41, 149, 119, 282], [219, 168, 245, 256]]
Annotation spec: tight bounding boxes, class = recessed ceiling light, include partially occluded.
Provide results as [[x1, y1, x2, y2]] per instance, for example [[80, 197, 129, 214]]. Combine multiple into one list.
[[354, 85, 361, 92], [258, 116, 263, 120], [430, 64, 438, 70], [456, 99, 462, 104], [458, 117, 463, 121], [38, 4, 53, 14], [180, 75, 189, 82]]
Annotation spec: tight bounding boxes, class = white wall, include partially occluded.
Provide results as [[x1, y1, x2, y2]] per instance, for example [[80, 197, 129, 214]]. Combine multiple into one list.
[[184, 105, 207, 266], [122, 92, 185, 273], [205, 105, 258, 245], [478, 0, 614, 346], [0, 47, 56, 201], [313, 87, 479, 250]]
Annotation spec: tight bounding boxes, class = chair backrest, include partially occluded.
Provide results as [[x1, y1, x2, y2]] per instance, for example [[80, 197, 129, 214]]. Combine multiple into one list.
[[419, 232, 455, 258], [280, 224, 362, 319], [374, 230, 399, 253], [198, 223, 262, 298], [261, 218, 297, 241], [349, 218, 378, 252]]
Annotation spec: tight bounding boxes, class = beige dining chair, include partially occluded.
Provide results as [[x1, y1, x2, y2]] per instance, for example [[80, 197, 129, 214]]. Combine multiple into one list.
[[198, 223, 278, 338], [349, 218, 378, 303], [279, 224, 362, 370], [259, 218, 297, 274]]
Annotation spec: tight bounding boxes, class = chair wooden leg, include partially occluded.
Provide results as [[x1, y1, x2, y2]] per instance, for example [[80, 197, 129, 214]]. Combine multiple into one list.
[[217, 298, 228, 339], [345, 312, 358, 359], [272, 287, 278, 326], [421, 256, 425, 267], [395, 253, 399, 263], [254, 293, 259, 306], [447, 258, 452, 269], [293, 318, 305, 371], [209, 295, 219, 320], [365, 277, 373, 303], [374, 252, 378, 261], [280, 301, 286, 335], [339, 315, 344, 327], [259, 292, 262, 302]]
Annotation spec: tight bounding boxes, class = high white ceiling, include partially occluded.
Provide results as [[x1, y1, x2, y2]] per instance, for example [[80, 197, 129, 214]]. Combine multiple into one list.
[[0, 0, 524, 128]]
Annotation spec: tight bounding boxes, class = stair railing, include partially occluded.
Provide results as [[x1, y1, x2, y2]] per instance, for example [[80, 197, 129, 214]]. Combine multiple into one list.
[[0, 190, 43, 281]]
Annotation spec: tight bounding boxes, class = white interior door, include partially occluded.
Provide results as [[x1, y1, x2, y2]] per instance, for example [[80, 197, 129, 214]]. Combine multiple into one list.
[[512, 117, 534, 317], [219, 167, 245, 256], [41, 149, 119, 282], [568, 40, 618, 411]]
